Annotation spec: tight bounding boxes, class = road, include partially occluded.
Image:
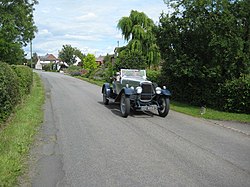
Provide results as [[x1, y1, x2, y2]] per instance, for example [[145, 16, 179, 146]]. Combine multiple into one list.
[[23, 71, 250, 187]]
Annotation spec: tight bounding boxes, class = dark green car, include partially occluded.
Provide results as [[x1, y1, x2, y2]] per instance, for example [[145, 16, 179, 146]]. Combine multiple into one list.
[[102, 69, 171, 118]]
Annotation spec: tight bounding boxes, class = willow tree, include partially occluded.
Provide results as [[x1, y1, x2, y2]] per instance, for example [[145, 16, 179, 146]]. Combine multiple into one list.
[[117, 10, 160, 69]]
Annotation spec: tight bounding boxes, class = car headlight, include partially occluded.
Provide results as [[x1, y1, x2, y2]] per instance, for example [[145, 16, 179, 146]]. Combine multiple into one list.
[[136, 86, 142, 94], [156, 87, 161, 94]]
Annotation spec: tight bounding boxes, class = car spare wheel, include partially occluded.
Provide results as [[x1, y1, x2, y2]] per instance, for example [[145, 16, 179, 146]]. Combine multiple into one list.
[[120, 93, 130, 117], [158, 97, 170, 117]]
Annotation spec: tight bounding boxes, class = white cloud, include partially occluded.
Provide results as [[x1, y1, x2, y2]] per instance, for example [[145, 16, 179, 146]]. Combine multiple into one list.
[[64, 34, 103, 41], [76, 13, 97, 21], [26, 0, 170, 57], [38, 29, 53, 37]]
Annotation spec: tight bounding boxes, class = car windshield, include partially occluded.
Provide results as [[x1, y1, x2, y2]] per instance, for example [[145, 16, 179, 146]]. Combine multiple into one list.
[[120, 69, 146, 79]]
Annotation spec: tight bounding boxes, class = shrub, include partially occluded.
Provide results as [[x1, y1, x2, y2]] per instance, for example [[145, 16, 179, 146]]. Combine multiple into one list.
[[42, 63, 53, 71], [0, 62, 20, 123], [219, 75, 250, 114], [89, 66, 106, 80], [146, 70, 160, 84], [104, 62, 115, 82], [65, 65, 84, 76], [12, 65, 33, 97]]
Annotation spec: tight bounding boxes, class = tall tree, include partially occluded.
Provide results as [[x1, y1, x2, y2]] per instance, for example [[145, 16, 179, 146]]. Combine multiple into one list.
[[58, 45, 76, 66], [157, 0, 250, 109], [58, 45, 85, 66], [0, 0, 38, 64], [117, 10, 160, 69]]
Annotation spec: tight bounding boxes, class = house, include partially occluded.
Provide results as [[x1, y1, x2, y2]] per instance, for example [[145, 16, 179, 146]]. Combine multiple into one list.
[[73, 56, 82, 66], [95, 55, 105, 66], [35, 54, 57, 70]]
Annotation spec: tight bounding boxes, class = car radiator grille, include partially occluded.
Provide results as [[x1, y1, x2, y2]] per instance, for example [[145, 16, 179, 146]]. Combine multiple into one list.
[[141, 83, 155, 101]]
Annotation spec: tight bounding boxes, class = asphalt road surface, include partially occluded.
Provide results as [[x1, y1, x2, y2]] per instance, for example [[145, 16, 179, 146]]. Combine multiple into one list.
[[24, 71, 250, 187]]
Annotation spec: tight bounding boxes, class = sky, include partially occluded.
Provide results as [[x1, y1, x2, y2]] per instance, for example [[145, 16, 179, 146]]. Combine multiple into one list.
[[24, 0, 171, 58]]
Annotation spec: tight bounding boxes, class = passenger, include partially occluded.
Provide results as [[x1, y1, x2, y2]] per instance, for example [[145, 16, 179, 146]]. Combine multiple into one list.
[[116, 72, 121, 82]]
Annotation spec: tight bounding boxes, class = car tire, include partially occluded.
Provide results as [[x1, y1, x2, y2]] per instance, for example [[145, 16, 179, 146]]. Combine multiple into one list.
[[103, 91, 109, 105], [158, 97, 170, 117], [120, 93, 130, 118]]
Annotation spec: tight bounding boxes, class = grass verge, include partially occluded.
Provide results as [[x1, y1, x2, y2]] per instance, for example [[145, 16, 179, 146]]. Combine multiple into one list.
[[76, 76, 250, 123], [0, 73, 45, 186], [75, 76, 105, 87], [171, 101, 250, 123]]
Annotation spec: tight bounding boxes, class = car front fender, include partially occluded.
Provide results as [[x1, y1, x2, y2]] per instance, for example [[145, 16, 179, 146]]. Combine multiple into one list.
[[161, 89, 171, 97], [123, 87, 135, 95], [115, 87, 135, 102]]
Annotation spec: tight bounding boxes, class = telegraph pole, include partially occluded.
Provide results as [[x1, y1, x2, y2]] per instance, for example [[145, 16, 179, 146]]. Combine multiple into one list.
[[30, 39, 33, 68]]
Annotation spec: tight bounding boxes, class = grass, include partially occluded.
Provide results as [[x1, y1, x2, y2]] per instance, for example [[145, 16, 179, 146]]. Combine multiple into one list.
[[75, 76, 106, 87], [0, 73, 45, 186], [171, 101, 250, 123], [75, 76, 250, 123]]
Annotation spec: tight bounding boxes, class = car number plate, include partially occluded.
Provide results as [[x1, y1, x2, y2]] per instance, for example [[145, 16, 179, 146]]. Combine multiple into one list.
[[141, 105, 157, 111]]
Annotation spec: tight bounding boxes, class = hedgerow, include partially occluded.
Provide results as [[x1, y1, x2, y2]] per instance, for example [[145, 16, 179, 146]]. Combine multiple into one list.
[[146, 70, 160, 83], [0, 63, 34, 124], [12, 65, 33, 98], [0, 62, 20, 123], [219, 75, 250, 114]]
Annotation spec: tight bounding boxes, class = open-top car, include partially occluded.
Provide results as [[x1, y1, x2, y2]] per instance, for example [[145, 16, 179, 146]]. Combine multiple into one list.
[[102, 69, 171, 118]]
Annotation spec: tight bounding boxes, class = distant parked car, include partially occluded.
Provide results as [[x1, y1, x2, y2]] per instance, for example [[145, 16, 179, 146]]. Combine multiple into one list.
[[102, 69, 171, 117]]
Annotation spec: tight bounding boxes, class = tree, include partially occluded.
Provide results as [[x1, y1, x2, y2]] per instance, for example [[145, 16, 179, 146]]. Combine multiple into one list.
[[59, 45, 77, 66], [117, 10, 160, 69], [156, 0, 250, 112], [58, 45, 85, 66], [0, 0, 38, 64], [74, 48, 86, 63], [114, 49, 146, 70], [83, 54, 98, 72], [232, 0, 250, 76]]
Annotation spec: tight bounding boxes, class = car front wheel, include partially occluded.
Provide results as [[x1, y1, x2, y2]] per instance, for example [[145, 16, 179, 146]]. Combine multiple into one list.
[[120, 93, 130, 118], [103, 91, 109, 105], [158, 97, 170, 117]]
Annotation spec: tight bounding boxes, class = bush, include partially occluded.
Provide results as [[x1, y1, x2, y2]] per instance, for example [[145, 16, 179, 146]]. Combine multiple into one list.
[[146, 70, 160, 83], [12, 65, 33, 97], [88, 66, 106, 80], [65, 65, 85, 76], [219, 75, 250, 114], [103, 62, 115, 82], [42, 63, 53, 71], [163, 70, 250, 114], [0, 62, 20, 123]]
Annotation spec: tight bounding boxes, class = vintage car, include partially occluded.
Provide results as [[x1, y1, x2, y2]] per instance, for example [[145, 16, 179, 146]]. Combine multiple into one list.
[[102, 69, 171, 118]]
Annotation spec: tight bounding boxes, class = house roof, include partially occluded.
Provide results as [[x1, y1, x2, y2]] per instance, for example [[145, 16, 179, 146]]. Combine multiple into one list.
[[95, 55, 105, 62], [40, 54, 57, 61]]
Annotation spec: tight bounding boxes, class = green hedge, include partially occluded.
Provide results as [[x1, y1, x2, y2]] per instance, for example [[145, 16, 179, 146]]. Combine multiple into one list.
[[0, 62, 20, 123], [146, 70, 160, 83], [0, 63, 34, 124], [12, 65, 33, 97], [219, 75, 250, 114], [159, 71, 250, 114]]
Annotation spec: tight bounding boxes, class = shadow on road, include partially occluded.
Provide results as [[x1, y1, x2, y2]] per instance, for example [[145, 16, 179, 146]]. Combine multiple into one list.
[[97, 101, 156, 118]]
